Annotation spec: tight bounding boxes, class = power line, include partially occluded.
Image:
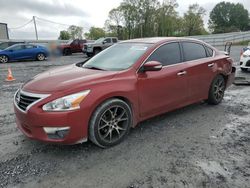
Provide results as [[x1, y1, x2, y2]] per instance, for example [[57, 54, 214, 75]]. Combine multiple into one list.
[[35, 16, 72, 27], [9, 19, 33, 30], [35, 16, 91, 30]]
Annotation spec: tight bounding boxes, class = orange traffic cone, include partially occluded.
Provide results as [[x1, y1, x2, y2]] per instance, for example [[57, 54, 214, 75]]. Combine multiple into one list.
[[5, 68, 16, 81]]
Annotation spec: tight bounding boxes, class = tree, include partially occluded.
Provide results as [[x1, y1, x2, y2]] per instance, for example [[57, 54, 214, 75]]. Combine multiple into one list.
[[156, 0, 180, 36], [209, 2, 249, 33], [58, 30, 70, 40], [67, 25, 83, 39], [85, 27, 106, 40], [105, 8, 124, 39], [182, 4, 206, 36]]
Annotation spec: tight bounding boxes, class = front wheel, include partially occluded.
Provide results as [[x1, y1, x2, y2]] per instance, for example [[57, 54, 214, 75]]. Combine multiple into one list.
[[89, 99, 132, 148], [93, 48, 101, 55], [207, 75, 226, 105], [0, 55, 9, 63], [37, 53, 45, 61]]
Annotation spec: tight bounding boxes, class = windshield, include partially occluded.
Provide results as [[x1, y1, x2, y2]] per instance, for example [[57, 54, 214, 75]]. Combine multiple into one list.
[[67, 40, 73, 44], [95, 38, 104, 43], [83, 43, 152, 71]]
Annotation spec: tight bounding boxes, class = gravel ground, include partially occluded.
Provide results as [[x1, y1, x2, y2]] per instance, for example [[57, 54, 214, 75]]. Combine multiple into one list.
[[0, 46, 250, 188]]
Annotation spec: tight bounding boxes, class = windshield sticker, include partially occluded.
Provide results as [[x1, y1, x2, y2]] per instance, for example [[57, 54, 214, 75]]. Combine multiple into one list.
[[130, 46, 148, 51]]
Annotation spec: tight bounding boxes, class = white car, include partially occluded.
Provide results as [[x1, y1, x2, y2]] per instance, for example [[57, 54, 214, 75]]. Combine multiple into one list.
[[240, 45, 250, 72]]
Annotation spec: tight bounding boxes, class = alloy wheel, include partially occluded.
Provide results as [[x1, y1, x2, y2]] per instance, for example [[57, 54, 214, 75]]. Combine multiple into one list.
[[98, 105, 129, 143], [0, 55, 8, 63], [37, 53, 45, 61], [213, 78, 225, 101]]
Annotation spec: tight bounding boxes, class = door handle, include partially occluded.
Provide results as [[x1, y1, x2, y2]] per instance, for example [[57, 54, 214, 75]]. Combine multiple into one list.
[[208, 63, 215, 67], [177, 71, 187, 76]]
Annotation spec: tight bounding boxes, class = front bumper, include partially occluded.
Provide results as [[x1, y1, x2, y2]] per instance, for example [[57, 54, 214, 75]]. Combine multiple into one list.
[[240, 56, 250, 68], [14, 101, 89, 145]]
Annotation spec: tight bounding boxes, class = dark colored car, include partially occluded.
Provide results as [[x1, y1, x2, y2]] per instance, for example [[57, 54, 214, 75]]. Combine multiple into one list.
[[59, 39, 87, 55], [14, 37, 235, 148], [0, 41, 24, 50], [0, 44, 49, 63]]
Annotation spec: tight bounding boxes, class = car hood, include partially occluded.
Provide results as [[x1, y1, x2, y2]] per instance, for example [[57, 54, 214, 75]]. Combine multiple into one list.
[[22, 64, 118, 93], [243, 49, 250, 56]]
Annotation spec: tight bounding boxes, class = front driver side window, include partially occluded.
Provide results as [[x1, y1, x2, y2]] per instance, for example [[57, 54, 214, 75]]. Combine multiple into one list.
[[147, 42, 182, 66], [104, 38, 111, 43], [11, 45, 24, 51]]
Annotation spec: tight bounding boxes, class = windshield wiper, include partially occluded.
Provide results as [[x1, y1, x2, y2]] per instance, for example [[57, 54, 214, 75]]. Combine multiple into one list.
[[84, 65, 106, 71]]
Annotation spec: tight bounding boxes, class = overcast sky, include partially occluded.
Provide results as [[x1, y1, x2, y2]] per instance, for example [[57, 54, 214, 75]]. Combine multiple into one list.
[[0, 0, 249, 39]]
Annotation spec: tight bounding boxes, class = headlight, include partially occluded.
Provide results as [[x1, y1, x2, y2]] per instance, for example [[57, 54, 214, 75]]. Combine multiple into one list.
[[42, 90, 90, 111]]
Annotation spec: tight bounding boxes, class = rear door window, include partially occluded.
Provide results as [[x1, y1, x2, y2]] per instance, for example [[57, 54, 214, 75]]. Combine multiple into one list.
[[112, 38, 118, 43], [182, 42, 207, 61], [147, 42, 182, 66]]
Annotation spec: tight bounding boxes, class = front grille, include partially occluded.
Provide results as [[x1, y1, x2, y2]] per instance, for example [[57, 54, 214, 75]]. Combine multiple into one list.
[[15, 91, 40, 111], [246, 60, 250, 67]]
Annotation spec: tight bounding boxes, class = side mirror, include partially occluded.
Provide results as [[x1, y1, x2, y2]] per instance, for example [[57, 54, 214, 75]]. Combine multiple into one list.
[[102, 41, 107, 44], [141, 61, 163, 72]]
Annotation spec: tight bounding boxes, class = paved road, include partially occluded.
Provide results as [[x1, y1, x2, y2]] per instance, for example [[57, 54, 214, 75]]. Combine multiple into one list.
[[0, 48, 249, 188]]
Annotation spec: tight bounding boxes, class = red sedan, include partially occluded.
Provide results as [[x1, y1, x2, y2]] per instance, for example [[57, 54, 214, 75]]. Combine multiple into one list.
[[14, 37, 235, 148]]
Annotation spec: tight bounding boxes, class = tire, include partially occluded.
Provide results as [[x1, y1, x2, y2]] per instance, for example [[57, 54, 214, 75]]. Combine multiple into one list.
[[0, 55, 9, 63], [86, 53, 92, 58], [93, 48, 101, 55], [63, 48, 72, 56], [207, 75, 226, 105], [89, 98, 132, 148], [241, 67, 248, 72], [36, 53, 45, 61]]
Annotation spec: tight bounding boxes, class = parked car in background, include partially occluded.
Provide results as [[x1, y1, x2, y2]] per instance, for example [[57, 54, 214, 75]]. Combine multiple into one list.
[[59, 39, 87, 56], [240, 43, 250, 71], [14, 37, 235, 148], [0, 41, 24, 50], [240, 50, 250, 72], [0, 44, 49, 63], [83, 37, 118, 57]]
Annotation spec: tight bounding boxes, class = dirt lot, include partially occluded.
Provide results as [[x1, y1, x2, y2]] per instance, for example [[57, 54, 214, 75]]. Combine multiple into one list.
[[0, 46, 250, 188]]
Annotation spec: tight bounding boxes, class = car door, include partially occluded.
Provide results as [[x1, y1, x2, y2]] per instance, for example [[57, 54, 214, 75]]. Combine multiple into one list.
[[103, 38, 112, 49], [7, 45, 26, 60], [181, 41, 217, 103], [23, 45, 36, 59], [137, 42, 189, 118], [70, 39, 79, 53]]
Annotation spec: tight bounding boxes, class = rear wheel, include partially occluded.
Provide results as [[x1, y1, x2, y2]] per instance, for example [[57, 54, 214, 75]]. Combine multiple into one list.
[[36, 53, 45, 61], [207, 75, 226, 105], [89, 99, 132, 148], [0, 55, 8, 63], [63, 48, 72, 56], [241, 67, 248, 72]]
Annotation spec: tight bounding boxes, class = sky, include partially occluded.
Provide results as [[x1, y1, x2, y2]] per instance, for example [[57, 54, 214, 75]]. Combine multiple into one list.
[[0, 0, 249, 40]]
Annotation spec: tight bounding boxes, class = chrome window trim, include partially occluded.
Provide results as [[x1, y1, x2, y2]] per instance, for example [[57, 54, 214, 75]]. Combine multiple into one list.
[[14, 89, 50, 113], [137, 40, 215, 73]]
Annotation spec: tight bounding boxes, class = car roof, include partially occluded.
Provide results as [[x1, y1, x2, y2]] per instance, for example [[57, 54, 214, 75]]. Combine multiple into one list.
[[121, 37, 205, 44]]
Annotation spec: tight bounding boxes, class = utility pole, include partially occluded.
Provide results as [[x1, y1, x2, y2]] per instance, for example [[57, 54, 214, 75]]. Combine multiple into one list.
[[33, 16, 38, 40]]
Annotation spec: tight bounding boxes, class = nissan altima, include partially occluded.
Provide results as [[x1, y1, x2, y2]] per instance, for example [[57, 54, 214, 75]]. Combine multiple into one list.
[[14, 37, 235, 148]]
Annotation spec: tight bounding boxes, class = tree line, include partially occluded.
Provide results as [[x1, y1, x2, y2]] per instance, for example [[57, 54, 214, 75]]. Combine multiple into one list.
[[59, 0, 250, 40]]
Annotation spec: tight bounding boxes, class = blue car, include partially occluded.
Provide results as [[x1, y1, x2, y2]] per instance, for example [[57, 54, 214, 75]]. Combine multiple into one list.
[[0, 44, 49, 63]]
